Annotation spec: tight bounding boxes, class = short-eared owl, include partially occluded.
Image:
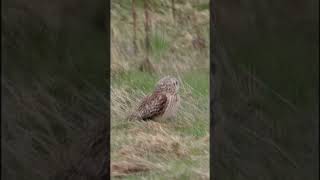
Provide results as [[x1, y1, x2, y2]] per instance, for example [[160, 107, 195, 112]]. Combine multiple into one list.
[[129, 76, 180, 121]]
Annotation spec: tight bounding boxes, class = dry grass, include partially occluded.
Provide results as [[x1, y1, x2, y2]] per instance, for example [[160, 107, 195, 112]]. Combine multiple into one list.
[[111, 160, 154, 177], [111, 76, 209, 179]]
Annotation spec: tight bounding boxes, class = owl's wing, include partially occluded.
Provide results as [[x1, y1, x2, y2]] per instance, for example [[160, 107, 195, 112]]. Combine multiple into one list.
[[137, 93, 168, 120]]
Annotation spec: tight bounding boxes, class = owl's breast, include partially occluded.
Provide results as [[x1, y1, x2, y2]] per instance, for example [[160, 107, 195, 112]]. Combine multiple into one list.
[[162, 94, 180, 119]]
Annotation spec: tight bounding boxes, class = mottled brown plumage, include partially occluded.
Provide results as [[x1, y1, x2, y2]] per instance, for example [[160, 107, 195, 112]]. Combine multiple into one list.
[[129, 76, 180, 121]]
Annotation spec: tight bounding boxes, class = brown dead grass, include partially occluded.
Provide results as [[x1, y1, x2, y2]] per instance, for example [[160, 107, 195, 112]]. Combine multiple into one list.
[[112, 122, 188, 177], [118, 131, 187, 157], [110, 119, 210, 178], [111, 160, 152, 177]]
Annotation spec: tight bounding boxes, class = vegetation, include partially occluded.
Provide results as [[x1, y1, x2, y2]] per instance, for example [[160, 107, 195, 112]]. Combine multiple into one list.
[[111, 0, 210, 179]]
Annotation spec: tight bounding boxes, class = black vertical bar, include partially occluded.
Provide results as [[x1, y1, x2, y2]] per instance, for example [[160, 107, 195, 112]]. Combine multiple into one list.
[[105, 0, 111, 179], [210, 0, 217, 179], [106, 1, 111, 179]]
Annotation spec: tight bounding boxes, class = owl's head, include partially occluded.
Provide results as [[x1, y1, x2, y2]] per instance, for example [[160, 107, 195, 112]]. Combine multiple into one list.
[[155, 76, 180, 94]]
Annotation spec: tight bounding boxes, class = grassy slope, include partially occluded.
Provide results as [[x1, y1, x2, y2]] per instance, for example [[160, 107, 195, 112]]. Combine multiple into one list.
[[111, 0, 210, 179]]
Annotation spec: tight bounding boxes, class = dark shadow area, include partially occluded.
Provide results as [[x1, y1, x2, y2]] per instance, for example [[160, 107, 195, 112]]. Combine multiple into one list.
[[1, 0, 109, 179], [211, 0, 319, 179]]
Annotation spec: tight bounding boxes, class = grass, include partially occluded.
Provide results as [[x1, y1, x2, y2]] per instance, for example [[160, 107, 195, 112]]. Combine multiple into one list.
[[111, 0, 210, 179], [111, 71, 209, 179], [151, 31, 170, 62]]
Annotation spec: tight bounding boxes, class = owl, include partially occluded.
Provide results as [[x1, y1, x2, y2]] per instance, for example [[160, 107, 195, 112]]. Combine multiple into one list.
[[129, 76, 180, 121]]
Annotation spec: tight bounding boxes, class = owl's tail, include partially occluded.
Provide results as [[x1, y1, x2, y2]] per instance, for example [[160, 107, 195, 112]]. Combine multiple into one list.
[[126, 111, 140, 121]]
